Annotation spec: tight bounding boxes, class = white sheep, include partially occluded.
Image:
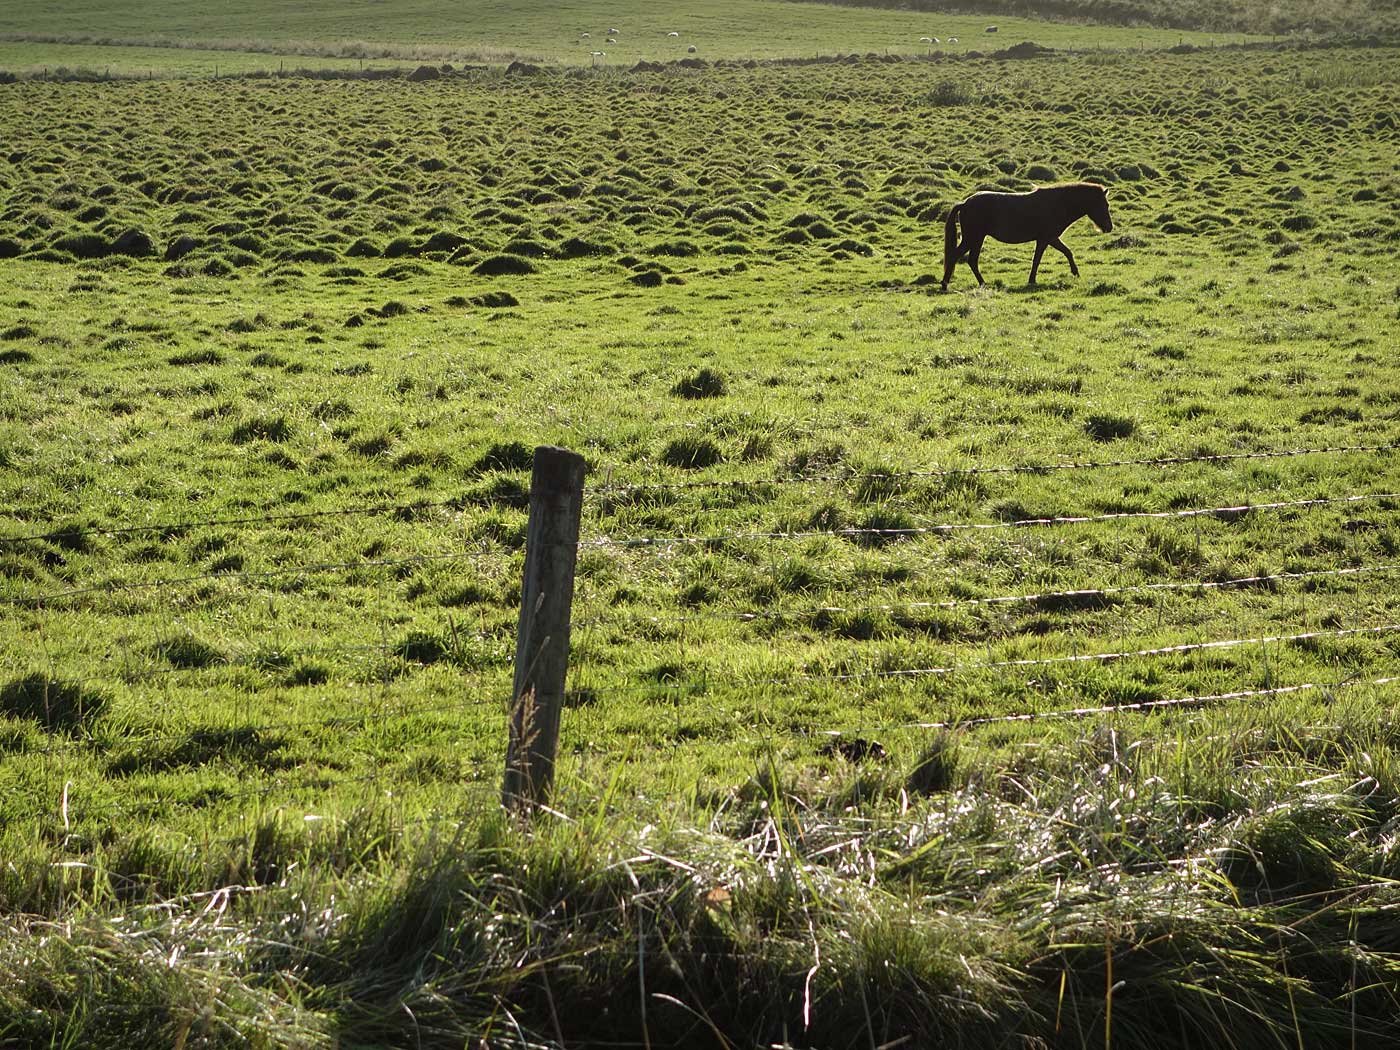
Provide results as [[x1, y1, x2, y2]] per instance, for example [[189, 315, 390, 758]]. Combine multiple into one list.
[[947, 36, 958, 43], [667, 31, 680, 37], [985, 25, 998, 32], [919, 36, 932, 43], [581, 32, 590, 38], [608, 27, 619, 34]]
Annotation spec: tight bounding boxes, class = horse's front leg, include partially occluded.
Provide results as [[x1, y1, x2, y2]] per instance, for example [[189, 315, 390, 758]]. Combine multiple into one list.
[[1028, 241, 1047, 285], [1050, 237, 1078, 277]]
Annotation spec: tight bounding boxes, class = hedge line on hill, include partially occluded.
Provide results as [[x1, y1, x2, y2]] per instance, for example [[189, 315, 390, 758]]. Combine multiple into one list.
[[788, 0, 1400, 38]]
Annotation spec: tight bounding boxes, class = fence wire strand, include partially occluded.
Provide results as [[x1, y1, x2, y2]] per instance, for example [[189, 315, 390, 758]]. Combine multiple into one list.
[[16, 690, 512, 760], [587, 442, 1400, 498], [0, 496, 469, 547], [2, 548, 505, 607], [3, 441, 1393, 548], [9, 439, 1400, 827], [576, 563, 1400, 629], [570, 622, 1400, 698], [581, 492, 1400, 549], [823, 674, 1400, 735]]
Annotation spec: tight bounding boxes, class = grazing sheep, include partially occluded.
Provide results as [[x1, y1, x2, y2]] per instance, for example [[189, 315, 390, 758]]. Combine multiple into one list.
[[687, 44, 697, 53], [948, 36, 959, 43], [919, 36, 932, 43], [932, 36, 940, 43], [667, 31, 680, 37], [581, 32, 590, 38], [607, 37, 617, 43], [985, 25, 998, 32], [608, 27, 619, 34]]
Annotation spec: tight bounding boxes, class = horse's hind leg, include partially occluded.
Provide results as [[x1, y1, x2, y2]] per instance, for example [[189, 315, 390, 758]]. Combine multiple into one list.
[[941, 239, 968, 289], [1028, 241, 1047, 285], [966, 235, 987, 286], [1050, 237, 1079, 277]]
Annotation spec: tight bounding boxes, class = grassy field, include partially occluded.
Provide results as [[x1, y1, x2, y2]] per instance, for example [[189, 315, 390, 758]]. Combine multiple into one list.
[[0, 41, 424, 78], [818, 0, 1399, 36], [0, 0, 1269, 75], [2, 20, 1400, 1050]]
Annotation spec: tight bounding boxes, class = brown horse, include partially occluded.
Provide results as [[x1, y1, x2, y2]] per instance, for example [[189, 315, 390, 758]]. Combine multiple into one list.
[[941, 182, 1112, 290]]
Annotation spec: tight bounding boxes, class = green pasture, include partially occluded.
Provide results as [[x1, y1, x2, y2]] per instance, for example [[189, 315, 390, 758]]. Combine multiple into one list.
[[0, 0, 1267, 74], [0, 41, 419, 78], [1, 40, 1399, 1050]]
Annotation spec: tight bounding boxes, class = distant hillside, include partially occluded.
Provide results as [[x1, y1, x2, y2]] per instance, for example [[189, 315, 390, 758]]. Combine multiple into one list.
[[786, 0, 1399, 37]]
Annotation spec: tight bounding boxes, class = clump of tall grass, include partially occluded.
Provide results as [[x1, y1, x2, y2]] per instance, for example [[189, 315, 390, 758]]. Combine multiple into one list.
[[8, 701, 1400, 1048]]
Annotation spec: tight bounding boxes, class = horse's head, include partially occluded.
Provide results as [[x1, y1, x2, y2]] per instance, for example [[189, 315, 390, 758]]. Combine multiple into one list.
[[1090, 186, 1113, 233]]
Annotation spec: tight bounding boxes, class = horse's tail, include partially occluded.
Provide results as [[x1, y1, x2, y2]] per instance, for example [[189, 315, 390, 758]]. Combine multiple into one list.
[[943, 203, 962, 278]]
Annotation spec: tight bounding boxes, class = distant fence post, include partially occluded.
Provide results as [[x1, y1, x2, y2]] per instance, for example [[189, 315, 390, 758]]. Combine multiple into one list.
[[503, 445, 586, 813]]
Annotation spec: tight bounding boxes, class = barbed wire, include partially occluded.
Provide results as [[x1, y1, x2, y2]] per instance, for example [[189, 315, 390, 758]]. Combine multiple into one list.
[[0, 496, 472, 548], [67, 758, 502, 822], [570, 622, 1400, 698], [22, 617, 1394, 764], [40, 673, 1400, 826], [821, 674, 1400, 735], [18, 492, 1389, 609], [575, 563, 1400, 629], [34, 622, 1393, 758], [586, 442, 1400, 498], [1, 547, 506, 607], [581, 492, 1400, 549], [804, 621, 1400, 681], [44, 652, 514, 702], [4, 441, 1393, 549], [14, 690, 512, 760]]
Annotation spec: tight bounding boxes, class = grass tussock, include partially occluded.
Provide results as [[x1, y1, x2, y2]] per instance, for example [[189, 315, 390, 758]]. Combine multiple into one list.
[[6, 703, 1400, 1046]]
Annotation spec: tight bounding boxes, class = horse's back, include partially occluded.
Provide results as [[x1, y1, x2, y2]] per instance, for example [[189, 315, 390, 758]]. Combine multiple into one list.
[[959, 185, 1095, 243], [961, 190, 1042, 243]]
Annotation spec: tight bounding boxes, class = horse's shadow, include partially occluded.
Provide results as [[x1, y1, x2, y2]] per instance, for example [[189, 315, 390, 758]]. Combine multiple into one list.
[[929, 278, 1071, 295], [1006, 280, 1072, 295]]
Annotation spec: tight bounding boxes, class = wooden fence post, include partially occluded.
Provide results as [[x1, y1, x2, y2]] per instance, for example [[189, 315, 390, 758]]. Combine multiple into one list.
[[503, 445, 586, 812]]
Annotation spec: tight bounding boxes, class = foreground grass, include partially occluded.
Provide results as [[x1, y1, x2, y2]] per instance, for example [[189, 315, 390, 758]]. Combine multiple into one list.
[[6, 695, 1400, 1047]]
